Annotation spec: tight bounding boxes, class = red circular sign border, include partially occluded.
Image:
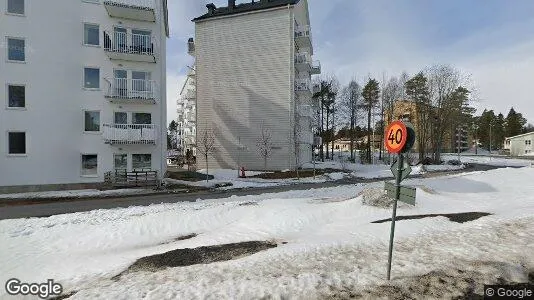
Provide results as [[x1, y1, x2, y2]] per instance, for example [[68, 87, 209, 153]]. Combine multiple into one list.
[[385, 121, 408, 153]]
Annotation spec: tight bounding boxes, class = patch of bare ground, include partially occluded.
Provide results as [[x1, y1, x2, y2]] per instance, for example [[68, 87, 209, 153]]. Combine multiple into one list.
[[113, 240, 278, 281], [323, 261, 532, 299], [371, 212, 492, 224]]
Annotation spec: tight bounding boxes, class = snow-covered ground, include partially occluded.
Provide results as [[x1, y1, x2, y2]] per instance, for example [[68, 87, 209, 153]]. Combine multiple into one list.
[[1, 167, 533, 299], [0, 163, 464, 200], [0, 188, 154, 200], [442, 154, 533, 167], [163, 169, 333, 190], [302, 160, 466, 179]]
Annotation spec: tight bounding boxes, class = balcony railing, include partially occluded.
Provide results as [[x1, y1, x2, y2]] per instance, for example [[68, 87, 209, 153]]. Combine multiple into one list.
[[295, 52, 311, 73], [104, 31, 156, 62], [183, 90, 195, 100], [297, 131, 314, 144], [295, 25, 311, 39], [311, 60, 321, 75], [103, 124, 157, 145], [105, 78, 158, 104], [295, 79, 312, 94], [295, 25, 312, 49], [298, 105, 314, 118], [188, 40, 195, 56], [103, 0, 156, 22], [313, 83, 321, 94], [295, 52, 311, 64]]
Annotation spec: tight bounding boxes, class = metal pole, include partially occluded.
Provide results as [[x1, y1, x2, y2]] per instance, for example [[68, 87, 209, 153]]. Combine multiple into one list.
[[457, 127, 461, 162], [490, 124, 492, 156], [387, 152, 403, 280], [313, 145, 316, 179]]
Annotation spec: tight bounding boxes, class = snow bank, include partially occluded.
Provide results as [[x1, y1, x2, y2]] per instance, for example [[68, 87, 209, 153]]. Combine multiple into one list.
[[1, 167, 533, 298], [442, 154, 532, 167]]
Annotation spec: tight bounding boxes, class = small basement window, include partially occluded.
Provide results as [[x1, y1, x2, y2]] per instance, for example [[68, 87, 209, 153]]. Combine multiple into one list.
[[81, 154, 98, 176], [8, 132, 26, 154]]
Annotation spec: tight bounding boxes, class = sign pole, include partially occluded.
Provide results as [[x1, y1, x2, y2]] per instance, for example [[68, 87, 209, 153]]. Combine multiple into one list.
[[387, 152, 403, 280]]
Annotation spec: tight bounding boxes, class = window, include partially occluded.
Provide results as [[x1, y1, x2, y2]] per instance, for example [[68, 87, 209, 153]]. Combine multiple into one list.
[[84, 111, 100, 132], [113, 27, 127, 52], [7, 38, 25, 61], [526, 140, 532, 146], [114, 112, 128, 124], [131, 29, 151, 53], [132, 113, 151, 124], [114, 154, 127, 170], [132, 154, 151, 170], [8, 132, 26, 154], [81, 154, 98, 176], [8, 85, 25, 108], [7, 0, 24, 15], [132, 71, 151, 92], [84, 67, 100, 89], [84, 24, 99, 46]]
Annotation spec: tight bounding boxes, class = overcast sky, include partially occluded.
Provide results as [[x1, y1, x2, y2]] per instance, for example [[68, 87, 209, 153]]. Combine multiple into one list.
[[166, 0, 534, 125]]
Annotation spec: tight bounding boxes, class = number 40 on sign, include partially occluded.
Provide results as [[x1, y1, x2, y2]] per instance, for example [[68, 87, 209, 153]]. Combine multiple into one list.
[[385, 121, 408, 153]]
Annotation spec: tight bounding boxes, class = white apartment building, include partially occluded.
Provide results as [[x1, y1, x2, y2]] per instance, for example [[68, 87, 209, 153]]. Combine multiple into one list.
[[193, 0, 320, 171], [504, 132, 534, 156], [0, 0, 169, 192], [176, 39, 197, 156]]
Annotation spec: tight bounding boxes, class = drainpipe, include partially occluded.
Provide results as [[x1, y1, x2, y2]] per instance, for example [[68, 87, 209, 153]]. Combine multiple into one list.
[[288, 4, 293, 171], [159, 0, 167, 182]]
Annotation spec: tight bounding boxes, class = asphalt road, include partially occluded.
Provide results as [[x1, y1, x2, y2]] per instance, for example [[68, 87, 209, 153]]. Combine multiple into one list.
[[0, 163, 507, 220]]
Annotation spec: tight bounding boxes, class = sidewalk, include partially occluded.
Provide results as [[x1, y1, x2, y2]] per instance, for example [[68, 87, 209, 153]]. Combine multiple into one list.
[[0, 188, 183, 206]]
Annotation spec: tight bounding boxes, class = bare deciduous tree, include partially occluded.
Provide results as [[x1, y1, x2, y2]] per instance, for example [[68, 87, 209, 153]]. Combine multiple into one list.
[[256, 124, 273, 171], [426, 65, 468, 162], [197, 127, 216, 182]]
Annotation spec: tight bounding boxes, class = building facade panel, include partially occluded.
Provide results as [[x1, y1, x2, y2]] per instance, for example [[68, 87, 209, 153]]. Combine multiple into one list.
[[0, 0, 168, 189], [195, 8, 294, 170]]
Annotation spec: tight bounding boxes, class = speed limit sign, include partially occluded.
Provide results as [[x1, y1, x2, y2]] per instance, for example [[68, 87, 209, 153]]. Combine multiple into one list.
[[385, 121, 408, 153]]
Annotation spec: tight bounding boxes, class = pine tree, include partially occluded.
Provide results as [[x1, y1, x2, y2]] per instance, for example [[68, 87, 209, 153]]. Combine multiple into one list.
[[405, 72, 431, 160], [505, 107, 527, 137], [361, 78, 380, 164]]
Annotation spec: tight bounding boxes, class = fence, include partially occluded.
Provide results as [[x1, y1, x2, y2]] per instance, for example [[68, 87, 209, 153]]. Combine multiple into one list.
[[105, 170, 159, 188]]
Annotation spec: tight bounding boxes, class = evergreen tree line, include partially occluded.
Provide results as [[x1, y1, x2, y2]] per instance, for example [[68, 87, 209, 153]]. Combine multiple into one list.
[[312, 65, 533, 163], [473, 107, 533, 151]]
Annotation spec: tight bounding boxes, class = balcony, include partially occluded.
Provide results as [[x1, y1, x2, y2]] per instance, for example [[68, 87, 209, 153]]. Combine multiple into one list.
[[103, 0, 155, 22], [298, 105, 314, 118], [295, 52, 311, 73], [313, 83, 321, 94], [103, 124, 157, 145], [104, 78, 158, 104], [295, 25, 312, 50], [297, 131, 314, 145], [311, 60, 321, 75], [104, 31, 156, 63], [295, 79, 312, 98], [182, 90, 195, 100], [187, 38, 195, 56]]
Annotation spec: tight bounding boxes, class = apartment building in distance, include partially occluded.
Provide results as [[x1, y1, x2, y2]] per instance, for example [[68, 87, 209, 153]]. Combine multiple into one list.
[[389, 100, 470, 153], [504, 132, 534, 156], [0, 0, 169, 192], [176, 39, 197, 156], [191, 0, 320, 171]]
